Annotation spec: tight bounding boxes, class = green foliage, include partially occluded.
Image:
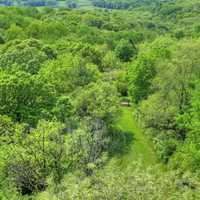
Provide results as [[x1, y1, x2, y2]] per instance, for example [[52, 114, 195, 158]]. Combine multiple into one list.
[[39, 54, 99, 93], [170, 81, 200, 174], [1, 2, 200, 199], [128, 55, 155, 104], [73, 81, 119, 123], [37, 160, 200, 200], [0, 39, 52, 74], [0, 35, 5, 44], [5, 24, 26, 41], [128, 38, 200, 165], [5, 120, 67, 194], [52, 95, 72, 122], [0, 70, 56, 125], [115, 39, 137, 62]]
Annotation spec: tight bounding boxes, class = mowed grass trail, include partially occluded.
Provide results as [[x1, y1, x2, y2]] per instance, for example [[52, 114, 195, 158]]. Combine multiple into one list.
[[117, 107, 158, 169]]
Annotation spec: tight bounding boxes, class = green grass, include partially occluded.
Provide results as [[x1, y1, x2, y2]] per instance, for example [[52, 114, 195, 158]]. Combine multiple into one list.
[[117, 107, 158, 169]]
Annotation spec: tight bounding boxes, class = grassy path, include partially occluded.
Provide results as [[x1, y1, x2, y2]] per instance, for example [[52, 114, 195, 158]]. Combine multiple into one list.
[[117, 107, 158, 169]]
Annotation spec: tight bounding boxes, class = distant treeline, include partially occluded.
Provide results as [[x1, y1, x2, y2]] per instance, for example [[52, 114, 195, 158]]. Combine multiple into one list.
[[92, 0, 130, 9], [0, 0, 77, 7], [0, 0, 172, 9], [91, 0, 172, 10]]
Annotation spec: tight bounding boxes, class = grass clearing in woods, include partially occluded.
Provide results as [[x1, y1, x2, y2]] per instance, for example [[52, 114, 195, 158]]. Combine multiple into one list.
[[117, 107, 158, 169]]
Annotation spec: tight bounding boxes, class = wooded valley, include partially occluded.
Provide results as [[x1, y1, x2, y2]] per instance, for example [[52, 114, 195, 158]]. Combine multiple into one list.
[[1, 0, 200, 199]]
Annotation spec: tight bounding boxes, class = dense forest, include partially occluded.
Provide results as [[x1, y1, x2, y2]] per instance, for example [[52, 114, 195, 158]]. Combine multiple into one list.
[[1, 0, 200, 199]]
